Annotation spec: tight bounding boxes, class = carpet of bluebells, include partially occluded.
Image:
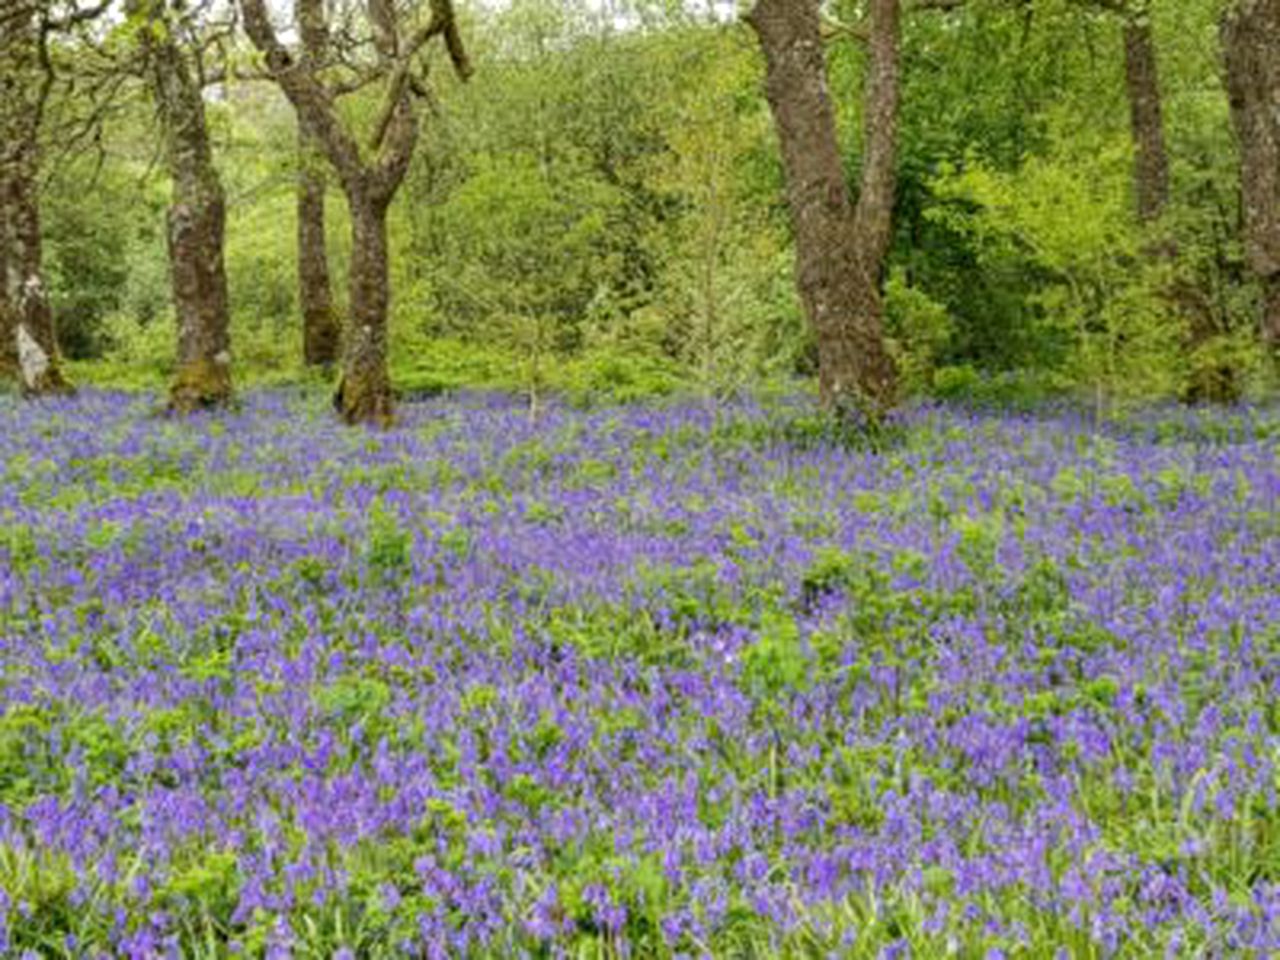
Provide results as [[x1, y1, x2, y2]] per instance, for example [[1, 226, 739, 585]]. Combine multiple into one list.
[[1, 390, 1278, 959]]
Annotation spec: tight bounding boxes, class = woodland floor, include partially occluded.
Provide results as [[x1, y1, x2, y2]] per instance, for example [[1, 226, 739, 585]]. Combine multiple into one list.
[[1, 391, 1278, 957]]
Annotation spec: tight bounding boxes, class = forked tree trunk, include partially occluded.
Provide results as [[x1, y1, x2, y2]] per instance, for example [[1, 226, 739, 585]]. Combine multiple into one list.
[[1222, 0, 1280, 354], [747, 0, 897, 414], [298, 132, 340, 367], [242, 0, 471, 425], [134, 0, 233, 412], [335, 193, 394, 424], [0, 5, 72, 395]]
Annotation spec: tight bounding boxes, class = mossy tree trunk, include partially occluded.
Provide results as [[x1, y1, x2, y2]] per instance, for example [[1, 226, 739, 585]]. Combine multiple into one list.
[[299, 130, 341, 368], [0, 3, 72, 396], [0, 199, 14, 381], [132, 0, 233, 413], [747, 0, 898, 416], [337, 191, 394, 424]]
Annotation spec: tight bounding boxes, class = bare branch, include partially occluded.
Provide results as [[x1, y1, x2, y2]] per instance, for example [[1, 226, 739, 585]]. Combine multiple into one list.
[[821, 14, 869, 43]]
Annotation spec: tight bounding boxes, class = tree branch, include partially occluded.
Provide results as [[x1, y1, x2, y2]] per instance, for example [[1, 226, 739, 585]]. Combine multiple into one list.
[[821, 14, 869, 43], [367, 0, 471, 152]]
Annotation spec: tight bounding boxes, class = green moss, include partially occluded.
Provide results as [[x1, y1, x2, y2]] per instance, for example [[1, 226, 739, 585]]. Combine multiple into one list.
[[168, 358, 232, 413]]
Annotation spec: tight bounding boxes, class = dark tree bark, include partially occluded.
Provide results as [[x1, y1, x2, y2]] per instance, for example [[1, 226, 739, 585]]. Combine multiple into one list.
[[241, 0, 471, 425], [1222, 0, 1280, 354], [131, 0, 233, 412], [0, 3, 73, 395], [298, 136, 341, 366], [297, 0, 340, 367], [1122, 12, 1169, 224], [747, 0, 898, 414], [0, 202, 13, 381]]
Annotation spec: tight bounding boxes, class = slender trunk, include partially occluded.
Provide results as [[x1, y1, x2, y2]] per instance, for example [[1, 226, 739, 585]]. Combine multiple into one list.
[[135, 0, 233, 412], [1222, 0, 1280, 354], [1122, 14, 1170, 224], [334, 193, 393, 425], [747, 0, 897, 414], [298, 129, 340, 366], [1117, 9, 1230, 399]]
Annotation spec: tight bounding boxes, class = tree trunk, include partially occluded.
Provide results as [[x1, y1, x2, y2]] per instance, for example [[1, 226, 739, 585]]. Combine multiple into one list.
[[747, 0, 897, 414], [166, 170, 232, 411], [4, 170, 73, 396], [0, 202, 14, 381], [298, 130, 340, 367], [334, 193, 393, 425], [854, 0, 902, 279], [0, 5, 72, 395], [1122, 13, 1170, 224], [296, 0, 340, 368], [1222, 0, 1280, 354], [1265, 275, 1280, 351], [135, 0, 233, 412]]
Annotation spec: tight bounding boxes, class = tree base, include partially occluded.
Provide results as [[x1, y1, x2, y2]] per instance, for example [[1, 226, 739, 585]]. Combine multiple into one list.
[[22, 368, 76, 398], [169, 359, 233, 414], [1182, 369, 1241, 405], [333, 374, 394, 427], [303, 319, 342, 369]]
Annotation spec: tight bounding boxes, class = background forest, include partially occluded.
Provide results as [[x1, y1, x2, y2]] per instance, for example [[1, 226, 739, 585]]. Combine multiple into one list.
[[12, 0, 1278, 415]]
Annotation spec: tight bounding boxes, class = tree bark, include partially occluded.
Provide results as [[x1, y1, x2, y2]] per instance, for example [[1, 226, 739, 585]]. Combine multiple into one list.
[[0, 194, 14, 380], [0, 4, 72, 395], [298, 130, 341, 367], [1122, 12, 1170, 224], [1222, 0, 1280, 353], [297, 0, 340, 368], [747, 0, 898, 414], [166, 171, 232, 411], [3, 170, 74, 395], [1266, 276, 1280, 351], [337, 194, 394, 424], [855, 0, 902, 279], [133, 0, 233, 412]]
